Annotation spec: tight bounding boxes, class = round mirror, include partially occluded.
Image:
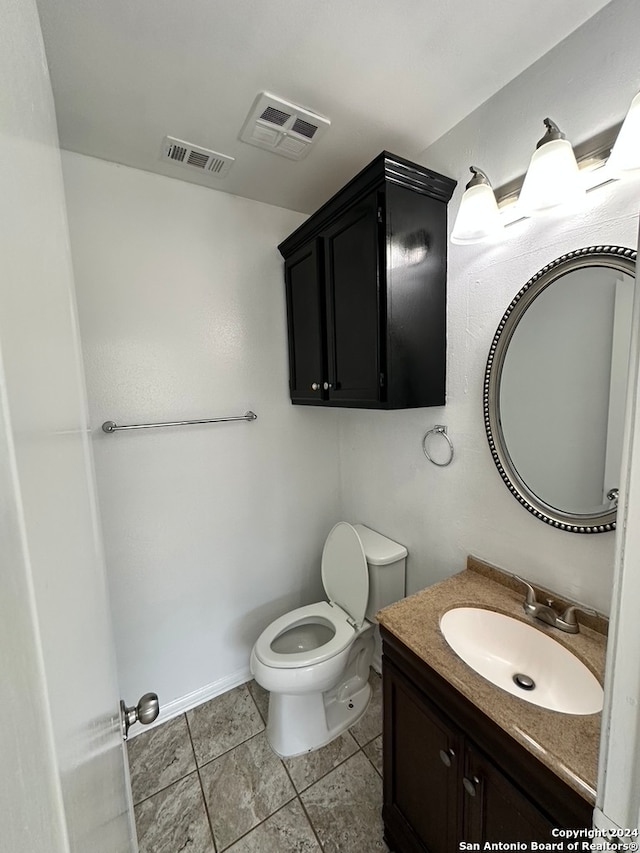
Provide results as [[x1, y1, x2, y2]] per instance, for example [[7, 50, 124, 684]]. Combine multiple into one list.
[[484, 245, 636, 533]]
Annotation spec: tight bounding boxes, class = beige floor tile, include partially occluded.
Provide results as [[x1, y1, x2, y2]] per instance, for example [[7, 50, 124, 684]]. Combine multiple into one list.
[[134, 772, 214, 853], [300, 751, 387, 853], [247, 679, 269, 723], [283, 731, 359, 792], [224, 799, 321, 853], [187, 684, 264, 766], [200, 731, 295, 850], [363, 734, 383, 776], [127, 714, 196, 804]]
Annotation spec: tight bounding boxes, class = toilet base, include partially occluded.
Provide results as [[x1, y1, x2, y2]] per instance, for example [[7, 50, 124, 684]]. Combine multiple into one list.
[[265, 631, 374, 758]]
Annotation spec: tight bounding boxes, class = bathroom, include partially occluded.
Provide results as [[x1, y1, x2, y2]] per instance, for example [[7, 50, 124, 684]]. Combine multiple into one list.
[[2, 0, 640, 850]]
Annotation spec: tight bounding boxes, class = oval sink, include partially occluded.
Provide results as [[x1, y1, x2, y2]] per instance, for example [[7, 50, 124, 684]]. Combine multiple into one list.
[[439, 607, 603, 715]]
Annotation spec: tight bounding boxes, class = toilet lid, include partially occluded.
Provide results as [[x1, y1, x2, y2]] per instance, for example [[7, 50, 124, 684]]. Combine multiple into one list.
[[321, 522, 369, 628]]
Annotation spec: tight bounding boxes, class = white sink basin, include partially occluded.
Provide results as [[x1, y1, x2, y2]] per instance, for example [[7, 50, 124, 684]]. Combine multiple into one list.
[[439, 607, 603, 715]]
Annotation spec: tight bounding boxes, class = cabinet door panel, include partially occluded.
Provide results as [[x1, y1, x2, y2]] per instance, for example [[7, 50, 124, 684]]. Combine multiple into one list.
[[324, 192, 381, 403], [463, 745, 555, 845], [285, 241, 325, 402], [384, 660, 461, 853]]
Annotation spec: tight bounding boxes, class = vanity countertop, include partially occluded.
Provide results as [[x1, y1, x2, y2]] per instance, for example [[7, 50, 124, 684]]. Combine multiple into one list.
[[377, 557, 607, 805]]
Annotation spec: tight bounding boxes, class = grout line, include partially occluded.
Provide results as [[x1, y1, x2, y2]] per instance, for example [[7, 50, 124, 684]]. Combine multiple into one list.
[[185, 713, 218, 852], [186, 719, 218, 852], [195, 728, 267, 773], [296, 794, 326, 852], [246, 681, 268, 725], [216, 795, 299, 853], [131, 767, 200, 809], [186, 686, 266, 770], [195, 767, 218, 853]]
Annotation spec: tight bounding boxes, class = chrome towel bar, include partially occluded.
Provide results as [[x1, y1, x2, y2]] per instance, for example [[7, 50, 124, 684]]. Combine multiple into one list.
[[102, 410, 257, 433]]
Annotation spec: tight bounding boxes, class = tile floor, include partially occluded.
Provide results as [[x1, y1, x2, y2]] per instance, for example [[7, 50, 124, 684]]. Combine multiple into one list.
[[127, 671, 388, 853]]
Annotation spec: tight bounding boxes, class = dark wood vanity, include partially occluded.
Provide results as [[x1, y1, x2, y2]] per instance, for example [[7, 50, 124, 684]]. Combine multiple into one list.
[[277, 152, 456, 409], [382, 627, 592, 853], [378, 561, 604, 853]]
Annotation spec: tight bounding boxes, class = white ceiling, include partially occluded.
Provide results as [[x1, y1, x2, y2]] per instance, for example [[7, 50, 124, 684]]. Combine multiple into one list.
[[36, 0, 613, 214]]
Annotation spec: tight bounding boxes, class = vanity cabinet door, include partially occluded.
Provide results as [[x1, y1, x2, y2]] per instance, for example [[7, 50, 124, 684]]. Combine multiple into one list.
[[284, 240, 327, 403], [462, 744, 555, 845], [383, 659, 462, 853]]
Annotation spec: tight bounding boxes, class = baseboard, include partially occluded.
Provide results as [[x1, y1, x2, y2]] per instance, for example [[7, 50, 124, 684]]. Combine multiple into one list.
[[128, 665, 252, 738]]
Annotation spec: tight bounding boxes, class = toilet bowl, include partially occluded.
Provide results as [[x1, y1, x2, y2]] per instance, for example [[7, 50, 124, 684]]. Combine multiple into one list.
[[250, 522, 407, 757]]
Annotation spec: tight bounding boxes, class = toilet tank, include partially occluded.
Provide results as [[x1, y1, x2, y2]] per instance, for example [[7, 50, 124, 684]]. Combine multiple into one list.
[[353, 524, 408, 621]]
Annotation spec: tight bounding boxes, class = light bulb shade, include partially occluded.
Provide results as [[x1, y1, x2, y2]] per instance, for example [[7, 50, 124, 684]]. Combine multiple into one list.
[[451, 182, 504, 244], [608, 91, 640, 174], [518, 138, 585, 214]]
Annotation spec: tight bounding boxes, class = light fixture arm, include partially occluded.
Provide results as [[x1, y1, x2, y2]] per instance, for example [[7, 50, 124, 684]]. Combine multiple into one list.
[[466, 166, 492, 189], [536, 118, 566, 148]]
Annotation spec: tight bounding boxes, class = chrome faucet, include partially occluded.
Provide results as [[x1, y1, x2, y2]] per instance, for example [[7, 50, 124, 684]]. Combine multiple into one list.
[[513, 576, 592, 634]]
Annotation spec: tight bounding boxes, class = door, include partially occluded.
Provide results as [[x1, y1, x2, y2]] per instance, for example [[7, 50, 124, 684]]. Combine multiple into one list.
[[462, 745, 555, 844], [1, 3, 136, 849], [285, 240, 327, 403], [595, 221, 640, 833], [383, 660, 462, 853], [324, 191, 382, 405]]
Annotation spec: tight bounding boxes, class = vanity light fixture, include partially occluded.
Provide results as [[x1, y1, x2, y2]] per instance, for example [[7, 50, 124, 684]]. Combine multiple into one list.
[[607, 91, 640, 175], [450, 167, 504, 244], [450, 91, 640, 245], [517, 118, 586, 214]]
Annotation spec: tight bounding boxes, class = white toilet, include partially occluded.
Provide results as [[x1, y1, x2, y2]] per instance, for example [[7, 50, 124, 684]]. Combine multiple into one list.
[[250, 522, 407, 757]]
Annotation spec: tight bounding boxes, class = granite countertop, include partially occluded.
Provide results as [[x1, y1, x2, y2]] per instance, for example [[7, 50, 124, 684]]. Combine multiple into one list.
[[377, 557, 607, 805]]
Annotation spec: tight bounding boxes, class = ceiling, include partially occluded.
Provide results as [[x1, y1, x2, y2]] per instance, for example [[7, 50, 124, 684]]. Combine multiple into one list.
[[36, 0, 613, 214]]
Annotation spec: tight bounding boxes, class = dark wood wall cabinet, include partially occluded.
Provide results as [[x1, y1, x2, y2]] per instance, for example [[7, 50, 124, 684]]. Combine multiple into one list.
[[381, 627, 592, 853], [278, 152, 456, 409]]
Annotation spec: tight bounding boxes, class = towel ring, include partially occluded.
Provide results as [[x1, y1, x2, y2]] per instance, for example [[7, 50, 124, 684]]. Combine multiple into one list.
[[422, 425, 454, 467]]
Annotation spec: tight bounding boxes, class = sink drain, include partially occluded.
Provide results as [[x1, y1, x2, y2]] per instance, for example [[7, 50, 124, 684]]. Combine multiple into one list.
[[513, 673, 536, 691]]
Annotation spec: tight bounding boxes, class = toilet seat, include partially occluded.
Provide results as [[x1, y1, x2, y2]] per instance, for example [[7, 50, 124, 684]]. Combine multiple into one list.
[[321, 522, 369, 629], [253, 601, 355, 669]]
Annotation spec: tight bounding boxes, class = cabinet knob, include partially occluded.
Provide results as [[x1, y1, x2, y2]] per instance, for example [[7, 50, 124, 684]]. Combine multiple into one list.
[[323, 382, 333, 390], [439, 748, 455, 768], [463, 775, 480, 797], [311, 382, 320, 391]]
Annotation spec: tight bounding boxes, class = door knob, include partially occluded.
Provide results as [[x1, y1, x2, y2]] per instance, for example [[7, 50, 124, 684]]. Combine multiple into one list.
[[311, 382, 320, 391], [120, 692, 160, 741], [323, 382, 333, 390]]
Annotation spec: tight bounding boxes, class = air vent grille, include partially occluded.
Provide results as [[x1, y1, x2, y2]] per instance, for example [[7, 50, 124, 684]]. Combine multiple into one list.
[[291, 118, 317, 139], [260, 106, 291, 126], [187, 150, 210, 169], [168, 144, 188, 162], [240, 92, 330, 160], [162, 137, 234, 178]]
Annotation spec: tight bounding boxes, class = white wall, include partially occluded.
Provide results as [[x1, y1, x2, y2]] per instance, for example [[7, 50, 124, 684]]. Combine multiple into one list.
[[62, 152, 343, 712], [62, 0, 638, 717], [338, 0, 640, 613], [1, 0, 133, 850]]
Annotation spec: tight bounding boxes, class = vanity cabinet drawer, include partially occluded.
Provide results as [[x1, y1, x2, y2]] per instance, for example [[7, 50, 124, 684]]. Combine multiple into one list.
[[381, 628, 591, 853]]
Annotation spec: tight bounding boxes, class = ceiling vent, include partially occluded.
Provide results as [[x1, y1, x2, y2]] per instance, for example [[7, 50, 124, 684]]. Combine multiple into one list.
[[161, 137, 234, 177], [239, 93, 330, 160]]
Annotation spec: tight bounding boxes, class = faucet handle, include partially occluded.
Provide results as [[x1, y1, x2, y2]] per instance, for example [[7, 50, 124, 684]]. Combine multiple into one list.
[[513, 575, 539, 606], [558, 603, 597, 629]]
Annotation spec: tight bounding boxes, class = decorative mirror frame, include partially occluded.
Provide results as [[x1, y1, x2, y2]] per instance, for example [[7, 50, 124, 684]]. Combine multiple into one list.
[[484, 245, 637, 533]]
